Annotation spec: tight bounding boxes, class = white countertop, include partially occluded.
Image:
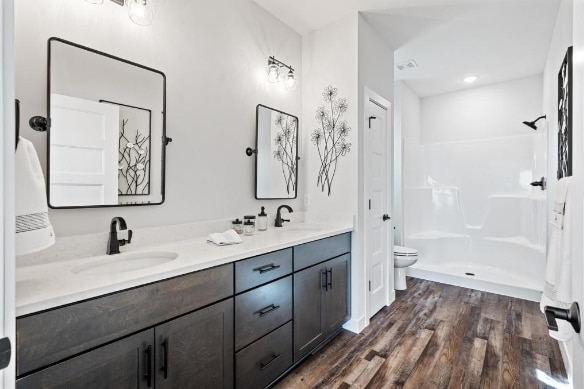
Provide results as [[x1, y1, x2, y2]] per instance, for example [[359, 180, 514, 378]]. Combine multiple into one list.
[[16, 222, 353, 317]]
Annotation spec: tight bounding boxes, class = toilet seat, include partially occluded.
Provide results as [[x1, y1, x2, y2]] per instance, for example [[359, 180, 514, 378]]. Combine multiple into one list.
[[393, 245, 418, 257]]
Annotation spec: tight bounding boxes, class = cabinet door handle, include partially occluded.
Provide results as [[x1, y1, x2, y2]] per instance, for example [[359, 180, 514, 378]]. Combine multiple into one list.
[[255, 304, 280, 317], [259, 353, 282, 371], [327, 268, 333, 290], [161, 338, 169, 379], [144, 345, 153, 387], [321, 269, 328, 291], [253, 263, 281, 274]]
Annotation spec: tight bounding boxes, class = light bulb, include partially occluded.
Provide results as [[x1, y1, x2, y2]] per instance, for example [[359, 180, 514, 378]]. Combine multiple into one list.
[[126, 0, 155, 26], [267, 62, 280, 83], [285, 69, 298, 90]]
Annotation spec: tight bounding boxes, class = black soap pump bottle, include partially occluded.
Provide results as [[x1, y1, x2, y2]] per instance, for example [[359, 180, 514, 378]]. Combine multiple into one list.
[[257, 207, 268, 231]]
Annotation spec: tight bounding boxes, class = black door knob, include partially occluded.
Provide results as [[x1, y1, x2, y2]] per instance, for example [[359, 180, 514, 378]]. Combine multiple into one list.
[[544, 302, 581, 333], [382, 214, 391, 221]]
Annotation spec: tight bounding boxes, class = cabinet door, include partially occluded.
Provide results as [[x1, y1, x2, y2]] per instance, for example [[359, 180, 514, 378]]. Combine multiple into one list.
[[17, 329, 154, 389], [155, 298, 234, 389], [293, 265, 326, 362], [324, 254, 350, 336]]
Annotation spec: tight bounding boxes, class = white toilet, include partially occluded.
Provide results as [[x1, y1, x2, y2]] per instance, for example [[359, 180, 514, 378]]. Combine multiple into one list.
[[394, 245, 418, 290]]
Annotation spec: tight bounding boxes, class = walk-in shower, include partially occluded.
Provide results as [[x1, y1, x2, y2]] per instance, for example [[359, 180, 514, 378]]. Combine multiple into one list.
[[403, 134, 547, 301]]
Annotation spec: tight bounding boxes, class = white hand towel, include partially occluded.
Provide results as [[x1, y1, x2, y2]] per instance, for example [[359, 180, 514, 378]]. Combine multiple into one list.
[[207, 229, 243, 246], [540, 177, 573, 341], [15, 137, 55, 255]]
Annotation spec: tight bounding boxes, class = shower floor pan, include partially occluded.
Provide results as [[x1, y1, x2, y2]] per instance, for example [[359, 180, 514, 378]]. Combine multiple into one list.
[[407, 262, 543, 301]]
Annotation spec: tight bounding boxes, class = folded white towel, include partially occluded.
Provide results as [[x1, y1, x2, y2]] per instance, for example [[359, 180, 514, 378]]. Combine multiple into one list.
[[207, 229, 242, 246], [541, 177, 573, 341], [15, 137, 55, 255]]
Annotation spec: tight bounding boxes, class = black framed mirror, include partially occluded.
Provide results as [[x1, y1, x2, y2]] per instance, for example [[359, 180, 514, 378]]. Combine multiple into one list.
[[47, 37, 168, 208], [254, 104, 299, 199]]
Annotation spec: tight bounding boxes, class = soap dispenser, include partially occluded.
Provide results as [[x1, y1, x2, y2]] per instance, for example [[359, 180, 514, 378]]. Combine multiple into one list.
[[257, 206, 268, 231]]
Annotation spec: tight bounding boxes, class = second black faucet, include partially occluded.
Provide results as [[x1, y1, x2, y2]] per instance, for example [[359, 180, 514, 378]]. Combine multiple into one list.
[[275, 205, 293, 227]]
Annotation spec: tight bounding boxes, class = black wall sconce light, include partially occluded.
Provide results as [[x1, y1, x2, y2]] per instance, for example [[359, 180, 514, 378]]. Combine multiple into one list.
[[267, 56, 298, 91], [523, 115, 547, 130]]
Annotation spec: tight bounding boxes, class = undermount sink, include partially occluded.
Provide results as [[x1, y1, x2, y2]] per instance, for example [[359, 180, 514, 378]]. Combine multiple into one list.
[[72, 251, 178, 276]]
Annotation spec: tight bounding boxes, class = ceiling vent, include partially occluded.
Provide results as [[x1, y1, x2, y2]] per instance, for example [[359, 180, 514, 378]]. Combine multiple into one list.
[[395, 60, 418, 71]]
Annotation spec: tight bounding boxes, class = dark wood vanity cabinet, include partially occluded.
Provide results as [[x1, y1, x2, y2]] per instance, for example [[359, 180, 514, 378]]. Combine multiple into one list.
[[293, 253, 350, 362], [155, 298, 234, 389], [16, 232, 351, 389], [17, 329, 154, 389]]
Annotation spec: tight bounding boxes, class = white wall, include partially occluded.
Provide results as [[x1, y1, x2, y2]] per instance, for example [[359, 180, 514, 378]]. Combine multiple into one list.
[[302, 14, 358, 215], [421, 75, 543, 144], [356, 14, 394, 331], [394, 81, 421, 244], [544, 0, 573, 244], [15, 0, 303, 237]]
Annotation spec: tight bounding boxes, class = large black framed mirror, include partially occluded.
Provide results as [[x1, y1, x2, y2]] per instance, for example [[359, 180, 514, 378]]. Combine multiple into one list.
[[47, 37, 168, 208], [254, 104, 299, 199]]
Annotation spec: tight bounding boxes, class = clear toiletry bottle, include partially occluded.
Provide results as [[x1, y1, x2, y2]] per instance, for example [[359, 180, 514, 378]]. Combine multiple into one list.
[[232, 218, 243, 234], [243, 215, 256, 235], [257, 207, 268, 231]]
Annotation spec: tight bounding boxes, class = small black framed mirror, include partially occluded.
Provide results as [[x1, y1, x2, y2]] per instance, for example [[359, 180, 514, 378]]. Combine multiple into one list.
[[253, 104, 299, 199], [47, 37, 167, 208]]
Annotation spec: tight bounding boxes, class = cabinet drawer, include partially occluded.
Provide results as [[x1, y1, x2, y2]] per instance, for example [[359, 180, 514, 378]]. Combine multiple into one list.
[[235, 248, 292, 293], [235, 276, 292, 350], [236, 322, 293, 389], [294, 233, 351, 271], [17, 264, 233, 376]]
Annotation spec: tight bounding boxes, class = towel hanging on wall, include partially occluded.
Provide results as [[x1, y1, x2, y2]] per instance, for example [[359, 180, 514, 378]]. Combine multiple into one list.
[[540, 176, 573, 341], [15, 137, 55, 255]]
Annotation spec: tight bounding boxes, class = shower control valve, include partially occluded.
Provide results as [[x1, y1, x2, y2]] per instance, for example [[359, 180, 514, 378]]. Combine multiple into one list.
[[530, 177, 546, 191]]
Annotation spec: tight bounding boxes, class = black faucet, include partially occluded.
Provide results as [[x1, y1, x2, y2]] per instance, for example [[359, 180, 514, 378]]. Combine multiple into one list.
[[275, 205, 293, 227], [107, 217, 133, 255]]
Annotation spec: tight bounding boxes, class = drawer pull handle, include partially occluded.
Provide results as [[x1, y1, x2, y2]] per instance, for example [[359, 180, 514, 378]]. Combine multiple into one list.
[[144, 345, 153, 387], [321, 269, 328, 291], [259, 353, 282, 371], [327, 268, 333, 290], [161, 338, 169, 379], [255, 304, 281, 317], [254, 263, 281, 274]]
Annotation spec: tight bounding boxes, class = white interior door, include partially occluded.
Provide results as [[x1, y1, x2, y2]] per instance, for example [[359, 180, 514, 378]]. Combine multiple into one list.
[[50, 94, 119, 207], [365, 93, 392, 319], [1, 0, 15, 386]]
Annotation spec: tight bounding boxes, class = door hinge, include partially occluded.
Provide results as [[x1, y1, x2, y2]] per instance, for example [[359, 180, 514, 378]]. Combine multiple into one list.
[[369, 199, 371, 210], [368, 281, 371, 291]]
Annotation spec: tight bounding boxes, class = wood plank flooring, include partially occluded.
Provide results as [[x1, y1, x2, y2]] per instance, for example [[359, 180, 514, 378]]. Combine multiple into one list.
[[275, 277, 568, 389]]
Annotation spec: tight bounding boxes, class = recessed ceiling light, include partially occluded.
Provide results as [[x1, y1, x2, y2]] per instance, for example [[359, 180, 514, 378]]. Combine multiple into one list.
[[463, 75, 479, 84]]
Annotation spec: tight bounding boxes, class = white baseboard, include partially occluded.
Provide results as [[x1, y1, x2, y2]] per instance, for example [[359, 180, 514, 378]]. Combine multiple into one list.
[[558, 339, 573, 384], [343, 315, 368, 334], [388, 289, 396, 305]]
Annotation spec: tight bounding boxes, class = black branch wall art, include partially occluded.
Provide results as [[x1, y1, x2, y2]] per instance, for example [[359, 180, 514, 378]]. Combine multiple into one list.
[[311, 85, 352, 196], [272, 112, 298, 195]]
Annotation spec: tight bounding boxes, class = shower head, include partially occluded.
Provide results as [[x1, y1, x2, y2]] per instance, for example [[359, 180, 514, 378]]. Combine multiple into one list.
[[523, 115, 547, 130]]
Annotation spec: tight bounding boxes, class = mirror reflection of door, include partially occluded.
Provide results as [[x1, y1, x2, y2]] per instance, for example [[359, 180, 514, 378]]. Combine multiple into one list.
[[48, 38, 165, 208], [49, 94, 119, 207], [255, 105, 299, 199]]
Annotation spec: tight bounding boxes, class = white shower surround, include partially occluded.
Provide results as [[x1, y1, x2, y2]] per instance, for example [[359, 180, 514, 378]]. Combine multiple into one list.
[[404, 134, 547, 301]]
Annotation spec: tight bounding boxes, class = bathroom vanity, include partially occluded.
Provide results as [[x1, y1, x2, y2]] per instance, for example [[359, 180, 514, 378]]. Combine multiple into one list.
[[15, 228, 351, 388]]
